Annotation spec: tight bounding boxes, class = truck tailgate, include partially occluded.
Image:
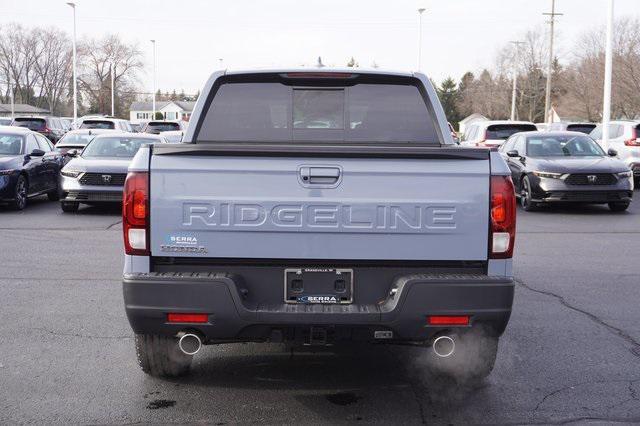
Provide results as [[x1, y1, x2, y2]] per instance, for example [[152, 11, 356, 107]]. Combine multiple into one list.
[[149, 152, 490, 261]]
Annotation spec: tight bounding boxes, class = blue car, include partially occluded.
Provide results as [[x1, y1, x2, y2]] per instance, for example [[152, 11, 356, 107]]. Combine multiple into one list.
[[0, 126, 64, 210]]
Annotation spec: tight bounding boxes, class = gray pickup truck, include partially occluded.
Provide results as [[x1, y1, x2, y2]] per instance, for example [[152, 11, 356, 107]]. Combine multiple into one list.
[[122, 69, 516, 383]]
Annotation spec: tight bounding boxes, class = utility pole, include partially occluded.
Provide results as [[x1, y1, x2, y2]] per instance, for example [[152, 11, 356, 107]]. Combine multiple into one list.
[[151, 39, 156, 120], [110, 63, 115, 117], [601, 0, 615, 152], [66, 2, 77, 126], [417, 8, 426, 71], [510, 41, 525, 121], [543, 0, 562, 124], [9, 78, 14, 119]]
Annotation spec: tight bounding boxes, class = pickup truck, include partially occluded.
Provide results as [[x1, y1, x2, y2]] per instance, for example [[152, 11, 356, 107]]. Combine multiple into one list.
[[122, 69, 516, 383]]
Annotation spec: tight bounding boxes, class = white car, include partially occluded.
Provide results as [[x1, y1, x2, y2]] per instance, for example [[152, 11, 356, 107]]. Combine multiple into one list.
[[590, 121, 640, 183], [78, 116, 133, 132], [159, 130, 184, 143], [461, 120, 537, 148]]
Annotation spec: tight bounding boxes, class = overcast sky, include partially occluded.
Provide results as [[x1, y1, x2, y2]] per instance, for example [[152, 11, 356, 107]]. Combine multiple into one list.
[[2, 0, 638, 95]]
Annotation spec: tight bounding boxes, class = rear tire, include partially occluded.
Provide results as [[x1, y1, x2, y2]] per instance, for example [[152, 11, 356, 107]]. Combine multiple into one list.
[[9, 175, 28, 210], [608, 202, 630, 212], [425, 328, 499, 386], [60, 201, 79, 213], [135, 334, 193, 378]]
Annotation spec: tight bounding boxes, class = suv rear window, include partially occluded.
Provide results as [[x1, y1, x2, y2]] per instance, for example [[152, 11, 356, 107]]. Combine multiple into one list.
[[486, 124, 537, 140], [566, 124, 596, 134], [80, 120, 115, 129], [13, 118, 46, 130], [197, 80, 439, 143], [147, 122, 181, 132]]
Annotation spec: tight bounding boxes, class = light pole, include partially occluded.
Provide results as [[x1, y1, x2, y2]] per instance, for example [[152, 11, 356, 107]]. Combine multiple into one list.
[[543, 0, 562, 124], [151, 39, 156, 120], [510, 41, 525, 121], [110, 62, 115, 116], [66, 2, 77, 126], [417, 8, 426, 71], [601, 0, 614, 151]]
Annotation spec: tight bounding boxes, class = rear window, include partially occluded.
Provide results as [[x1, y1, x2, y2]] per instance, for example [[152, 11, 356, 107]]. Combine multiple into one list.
[[80, 120, 115, 129], [486, 124, 537, 140], [197, 80, 439, 143], [57, 133, 96, 147], [566, 124, 596, 134], [147, 122, 181, 132], [13, 118, 46, 130], [0, 134, 25, 155]]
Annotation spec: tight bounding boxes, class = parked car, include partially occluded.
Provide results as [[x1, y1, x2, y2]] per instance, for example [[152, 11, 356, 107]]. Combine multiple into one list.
[[547, 122, 596, 134], [130, 123, 142, 133], [60, 133, 165, 212], [590, 121, 640, 184], [159, 130, 183, 143], [11, 116, 66, 144], [55, 129, 118, 160], [122, 68, 516, 384], [535, 123, 549, 132], [79, 117, 133, 132], [0, 126, 64, 210], [461, 120, 537, 148], [60, 118, 73, 131], [499, 131, 633, 211], [0, 118, 12, 126], [141, 120, 185, 134]]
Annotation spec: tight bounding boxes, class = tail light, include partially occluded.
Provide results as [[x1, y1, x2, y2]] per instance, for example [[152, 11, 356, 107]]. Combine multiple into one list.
[[476, 130, 488, 147], [624, 128, 640, 146], [427, 315, 470, 326], [167, 313, 209, 323], [123, 171, 149, 255], [489, 175, 516, 259]]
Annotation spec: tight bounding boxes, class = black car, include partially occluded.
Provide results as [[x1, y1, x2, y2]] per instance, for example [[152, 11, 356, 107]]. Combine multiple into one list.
[[0, 127, 64, 210], [11, 116, 67, 144], [499, 131, 634, 212]]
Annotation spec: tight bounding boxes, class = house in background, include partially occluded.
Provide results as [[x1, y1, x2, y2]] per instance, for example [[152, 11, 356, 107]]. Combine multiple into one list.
[[458, 113, 488, 135], [129, 101, 196, 124], [0, 103, 50, 117]]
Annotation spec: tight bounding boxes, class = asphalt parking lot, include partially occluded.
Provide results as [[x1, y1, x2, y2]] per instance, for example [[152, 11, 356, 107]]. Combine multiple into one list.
[[1, 194, 639, 425]]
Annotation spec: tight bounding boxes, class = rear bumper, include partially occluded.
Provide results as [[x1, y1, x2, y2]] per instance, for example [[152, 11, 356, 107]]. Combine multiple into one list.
[[123, 272, 514, 344]]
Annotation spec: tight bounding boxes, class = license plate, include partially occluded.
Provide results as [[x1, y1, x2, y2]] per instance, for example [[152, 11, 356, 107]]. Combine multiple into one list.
[[284, 268, 353, 304]]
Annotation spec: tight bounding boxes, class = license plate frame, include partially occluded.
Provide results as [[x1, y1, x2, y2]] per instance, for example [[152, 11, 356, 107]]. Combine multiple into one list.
[[284, 268, 353, 304]]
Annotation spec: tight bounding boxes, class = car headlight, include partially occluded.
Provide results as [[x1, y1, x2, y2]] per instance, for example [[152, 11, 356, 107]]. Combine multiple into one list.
[[617, 170, 633, 178], [532, 171, 563, 179], [61, 170, 82, 178]]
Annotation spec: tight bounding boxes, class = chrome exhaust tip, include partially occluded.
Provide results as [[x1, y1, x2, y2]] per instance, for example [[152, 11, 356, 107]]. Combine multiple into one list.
[[432, 335, 455, 358], [178, 333, 202, 355]]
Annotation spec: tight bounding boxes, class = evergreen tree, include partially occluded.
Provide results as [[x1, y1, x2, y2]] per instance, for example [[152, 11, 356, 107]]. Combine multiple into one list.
[[436, 77, 461, 126]]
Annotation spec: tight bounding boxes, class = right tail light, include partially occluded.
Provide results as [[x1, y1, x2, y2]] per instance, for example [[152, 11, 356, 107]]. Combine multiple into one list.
[[489, 175, 516, 259], [123, 172, 149, 256], [624, 128, 639, 146]]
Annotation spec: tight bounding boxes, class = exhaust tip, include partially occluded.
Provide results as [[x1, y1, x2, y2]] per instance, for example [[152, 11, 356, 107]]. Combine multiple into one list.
[[433, 335, 455, 358], [178, 333, 202, 355]]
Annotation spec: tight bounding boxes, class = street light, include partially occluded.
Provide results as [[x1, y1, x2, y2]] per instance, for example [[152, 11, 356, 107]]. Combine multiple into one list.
[[510, 41, 525, 121], [601, 0, 614, 151], [417, 8, 426, 71], [150, 39, 156, 120], [110, 62, 115, 116], [66, 2, 77, 126]]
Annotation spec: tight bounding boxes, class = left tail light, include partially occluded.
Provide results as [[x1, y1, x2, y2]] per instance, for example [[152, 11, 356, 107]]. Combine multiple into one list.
[[624, 128, 640, 146], [489, 175, 516, 259], [123, 171, 149, 255]]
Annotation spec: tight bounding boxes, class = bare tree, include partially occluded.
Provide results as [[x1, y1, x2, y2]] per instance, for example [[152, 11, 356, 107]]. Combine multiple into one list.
[[33, 27, 73, 115], [77, 34, 143, 116]]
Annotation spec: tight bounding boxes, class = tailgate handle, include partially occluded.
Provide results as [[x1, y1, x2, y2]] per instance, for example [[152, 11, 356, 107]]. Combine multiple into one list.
[[299, 167, 341, 185]]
